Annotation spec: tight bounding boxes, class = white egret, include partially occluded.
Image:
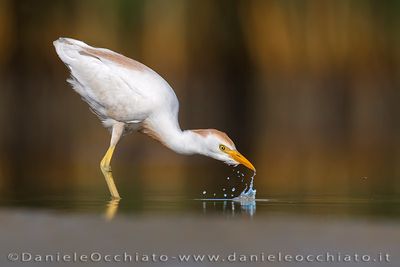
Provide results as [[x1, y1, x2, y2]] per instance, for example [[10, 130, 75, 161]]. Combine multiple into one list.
[[54, 38, 255, 199]]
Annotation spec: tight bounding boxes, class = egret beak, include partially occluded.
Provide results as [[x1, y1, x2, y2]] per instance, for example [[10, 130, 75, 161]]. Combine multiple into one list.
[[228, 150, 255, 171]]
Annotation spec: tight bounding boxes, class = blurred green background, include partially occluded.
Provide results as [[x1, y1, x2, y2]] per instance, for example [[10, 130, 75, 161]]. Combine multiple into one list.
[[0, 0, 399, 202]]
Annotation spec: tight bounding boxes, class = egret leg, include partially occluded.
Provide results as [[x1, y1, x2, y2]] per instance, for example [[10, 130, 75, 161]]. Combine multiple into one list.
[[100, 122, 125, 199], [100, 146, 119, 198]]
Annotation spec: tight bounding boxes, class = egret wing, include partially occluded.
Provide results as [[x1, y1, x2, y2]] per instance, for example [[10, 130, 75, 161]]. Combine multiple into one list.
[[54, 38, 174, 126]]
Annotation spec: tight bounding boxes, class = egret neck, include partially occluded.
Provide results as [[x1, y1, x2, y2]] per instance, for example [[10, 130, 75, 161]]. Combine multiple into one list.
[[142, 112, 205, 155]]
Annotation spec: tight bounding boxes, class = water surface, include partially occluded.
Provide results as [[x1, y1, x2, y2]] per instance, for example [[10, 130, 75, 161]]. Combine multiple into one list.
[[0, 191, 399, 220]]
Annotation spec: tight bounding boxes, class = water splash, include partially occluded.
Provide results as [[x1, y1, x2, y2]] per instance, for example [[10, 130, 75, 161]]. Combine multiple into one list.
[[198, 169, 257, 216], [233, 171, 256, 203], [200, 168, 256, 204]]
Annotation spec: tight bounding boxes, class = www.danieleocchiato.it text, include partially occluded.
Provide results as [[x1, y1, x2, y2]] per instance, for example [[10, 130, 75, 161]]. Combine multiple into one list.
[[6, 251, 391, 264]]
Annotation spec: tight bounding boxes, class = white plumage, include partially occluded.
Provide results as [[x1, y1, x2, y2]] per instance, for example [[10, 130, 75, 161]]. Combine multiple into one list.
[[54, 37, 254, 199], [54, 38, 177, 129]]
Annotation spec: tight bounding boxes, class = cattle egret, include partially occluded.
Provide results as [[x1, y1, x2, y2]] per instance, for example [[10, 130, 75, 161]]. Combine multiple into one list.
[[54, 38, 255, 199]]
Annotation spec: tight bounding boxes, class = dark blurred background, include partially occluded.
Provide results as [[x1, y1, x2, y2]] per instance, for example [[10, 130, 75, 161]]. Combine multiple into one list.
[[0, 0, 399, 202]]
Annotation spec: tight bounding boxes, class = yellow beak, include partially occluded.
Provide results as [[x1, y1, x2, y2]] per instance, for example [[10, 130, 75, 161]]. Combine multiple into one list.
[[228, 150, 256, 171]]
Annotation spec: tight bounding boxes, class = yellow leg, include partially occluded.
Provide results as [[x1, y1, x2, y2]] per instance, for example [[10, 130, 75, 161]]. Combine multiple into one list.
[[100, 145, 121, 199]]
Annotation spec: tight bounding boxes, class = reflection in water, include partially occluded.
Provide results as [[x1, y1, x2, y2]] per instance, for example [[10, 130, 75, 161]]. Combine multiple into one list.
[[202, 199, 256, 217], [0, 192, 399, 220], [105, 198, 120, 220], [238, 200, 256, 217]]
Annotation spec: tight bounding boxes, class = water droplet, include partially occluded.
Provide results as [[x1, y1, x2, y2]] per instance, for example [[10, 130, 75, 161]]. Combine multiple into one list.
[[241, 173, 245, 177], [231, 194, 234, 197], [224, 194, 227, 198], [222, 188, 226, 191], [227, 177, 230, 180], [213, 193, 216, 196], [202, 191, 206, 195], [237, 171, 240, 174], [232, 188, 236, 192]]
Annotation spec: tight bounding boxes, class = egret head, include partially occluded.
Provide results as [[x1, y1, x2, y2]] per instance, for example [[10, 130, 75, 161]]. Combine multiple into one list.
[[192, 129, 255, 171]]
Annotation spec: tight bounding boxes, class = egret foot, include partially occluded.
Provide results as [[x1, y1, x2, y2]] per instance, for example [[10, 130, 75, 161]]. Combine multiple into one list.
[[101, 168, 120, 199]]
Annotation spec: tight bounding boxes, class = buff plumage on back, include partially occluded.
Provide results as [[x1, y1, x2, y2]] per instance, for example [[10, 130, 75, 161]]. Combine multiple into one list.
[[56, 38, 147, 72], [79, 48, 149, 72]]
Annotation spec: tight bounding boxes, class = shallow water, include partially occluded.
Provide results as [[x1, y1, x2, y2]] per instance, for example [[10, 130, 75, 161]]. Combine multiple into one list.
[[0, 168, 399, 266], [1, 192, 399, 220], [1, 189, 399, 266]]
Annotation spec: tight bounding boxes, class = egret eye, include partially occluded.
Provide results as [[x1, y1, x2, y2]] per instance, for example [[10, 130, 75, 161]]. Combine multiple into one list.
[[219, 144, 226, 151]]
